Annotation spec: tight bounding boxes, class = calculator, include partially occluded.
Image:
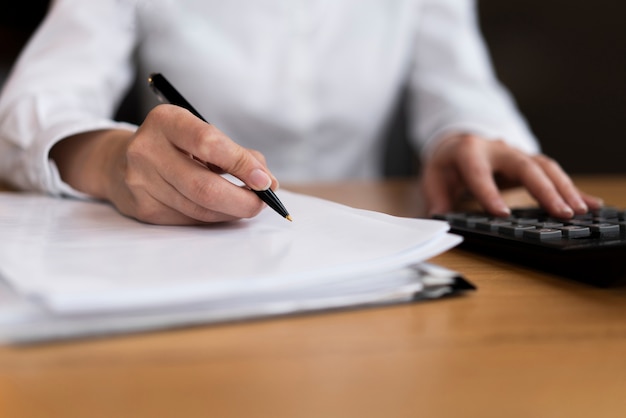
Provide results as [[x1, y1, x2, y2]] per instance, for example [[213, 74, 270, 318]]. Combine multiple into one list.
[[434, 207, 626, 286]]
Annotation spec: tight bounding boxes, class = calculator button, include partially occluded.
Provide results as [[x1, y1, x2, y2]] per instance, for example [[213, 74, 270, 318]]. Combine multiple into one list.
[[588, 223, 620, 237], [523, 228, 562, 240], [572, 212, 594, 220], [534, 222, 564, 228], [559, 225, 591, 238], [593, 207, 619, 219], [499, 224, 536, 237], [593, 217, 617, 223], [514, 218, 539, 225], [476, 220, 513, 231], [569, 219, 593, 226], [433, 213, 462, 221], [511, 208, 544, 218], [453, 216, 489, 228]]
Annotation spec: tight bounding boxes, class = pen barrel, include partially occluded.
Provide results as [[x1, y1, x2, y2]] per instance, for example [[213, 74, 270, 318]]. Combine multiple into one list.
[[254, 189, 290, 219]]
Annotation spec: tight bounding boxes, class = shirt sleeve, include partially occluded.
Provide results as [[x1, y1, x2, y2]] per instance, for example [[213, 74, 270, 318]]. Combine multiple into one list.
[[408, 0, 540, 160], [0, 0, 138, 197]]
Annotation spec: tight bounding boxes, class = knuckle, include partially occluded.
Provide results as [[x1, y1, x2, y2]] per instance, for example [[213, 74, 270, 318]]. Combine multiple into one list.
[[515, 157, 537, 177], [125, 139, 145, 165], [189, 175, 216, 201], [535, 154, 560, 170], [225, 146, 251, 174], [487, 138, 512, 155], [249, 149, 267, 165], [190, 125, 220, 161], [123, 169, 143, 191], [492, 138, 508, 147], [146, 103, 172, 123], [457, 134, 482, 151], [123, 151, 148, 190], [133, 201, 162, 224], [455, 135, 492, 158]]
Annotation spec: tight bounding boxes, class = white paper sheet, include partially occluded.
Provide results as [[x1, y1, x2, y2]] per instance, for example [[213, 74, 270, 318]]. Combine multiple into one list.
[[0, 260, 468, 344], [0, 191, 461, 314]]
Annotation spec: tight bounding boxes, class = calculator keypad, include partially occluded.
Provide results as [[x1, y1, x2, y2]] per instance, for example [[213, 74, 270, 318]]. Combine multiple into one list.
[[432, 207, 626, 285], [435, 207, 626, 242]]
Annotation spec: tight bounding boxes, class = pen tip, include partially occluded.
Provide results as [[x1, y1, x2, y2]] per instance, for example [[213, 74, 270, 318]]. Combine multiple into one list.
[[286, 215, 293, 222]]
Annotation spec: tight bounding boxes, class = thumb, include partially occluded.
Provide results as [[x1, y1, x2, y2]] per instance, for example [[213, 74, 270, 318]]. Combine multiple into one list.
[[246, 167, 273, 191]]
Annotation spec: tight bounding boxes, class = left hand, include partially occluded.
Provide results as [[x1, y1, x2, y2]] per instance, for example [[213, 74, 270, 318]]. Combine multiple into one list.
[[421, 134, 603, 218]]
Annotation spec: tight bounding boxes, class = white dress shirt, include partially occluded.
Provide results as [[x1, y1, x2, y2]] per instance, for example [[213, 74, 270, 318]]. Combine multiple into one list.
[[0, 0, 539, 197]]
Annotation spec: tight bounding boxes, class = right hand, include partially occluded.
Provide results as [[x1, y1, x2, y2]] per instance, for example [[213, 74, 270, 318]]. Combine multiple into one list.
[[51, 104, 278, 225]]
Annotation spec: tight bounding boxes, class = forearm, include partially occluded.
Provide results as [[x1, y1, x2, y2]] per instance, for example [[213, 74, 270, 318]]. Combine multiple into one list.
[[0, 0, 138, 195]]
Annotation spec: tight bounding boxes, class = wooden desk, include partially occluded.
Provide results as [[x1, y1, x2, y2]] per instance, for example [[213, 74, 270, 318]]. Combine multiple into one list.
[[1, 176, 625, 418]]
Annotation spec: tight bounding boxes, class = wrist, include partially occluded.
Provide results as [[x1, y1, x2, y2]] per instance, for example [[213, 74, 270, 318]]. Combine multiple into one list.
[[50, 130, 133, 200]]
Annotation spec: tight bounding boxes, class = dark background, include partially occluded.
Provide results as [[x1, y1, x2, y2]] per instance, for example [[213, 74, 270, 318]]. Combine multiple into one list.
[[479, 0, 625, 174], [1, 1, 624, 174]]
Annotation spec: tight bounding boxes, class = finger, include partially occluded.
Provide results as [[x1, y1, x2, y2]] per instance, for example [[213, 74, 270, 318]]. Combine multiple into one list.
[[120, 148, 238, 224], [152, 105, 275, 191], [132, 193, 199, 225], [146, 174, 244, 224], [454, 141, 510, 216], [156, 147, 266, 219], [115, 184, 202, 225], [126, 178, 245, 225], [496, 153, 574, 218], [533, 155, 588, 214], [126, 114, 265, 222], [422, 162, 455, 215], [581, 191, 604, 210], [249, 149, 267, 166], [249, 149, 279, 188]]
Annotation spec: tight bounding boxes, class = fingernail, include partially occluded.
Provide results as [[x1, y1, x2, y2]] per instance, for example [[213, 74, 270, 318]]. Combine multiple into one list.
[[491, 201, 510, 217], [249, 169, 272, 191], [497, 205, 511, 216], [575, 201, 588, 213], [559, 205, 574, 218]]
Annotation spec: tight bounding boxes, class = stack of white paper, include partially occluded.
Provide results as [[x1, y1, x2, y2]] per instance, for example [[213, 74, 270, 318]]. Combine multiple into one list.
[[0, 190, 468, 343]]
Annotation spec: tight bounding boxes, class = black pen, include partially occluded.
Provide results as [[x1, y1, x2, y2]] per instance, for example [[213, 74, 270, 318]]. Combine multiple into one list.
[[148, 72, 292, 222]]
